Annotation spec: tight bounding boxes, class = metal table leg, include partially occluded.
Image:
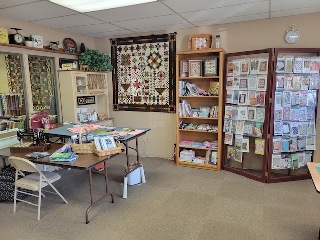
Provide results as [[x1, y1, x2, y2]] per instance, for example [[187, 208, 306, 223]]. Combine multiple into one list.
[[85, 161, 114, 224]]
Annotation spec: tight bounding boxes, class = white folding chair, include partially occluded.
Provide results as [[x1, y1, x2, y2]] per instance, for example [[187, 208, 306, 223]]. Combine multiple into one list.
[[8, 156, 68, 220]]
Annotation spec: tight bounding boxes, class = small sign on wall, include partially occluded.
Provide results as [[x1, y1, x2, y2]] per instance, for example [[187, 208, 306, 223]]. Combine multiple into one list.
[[0, 28, 9, 44], [77, 96, 95, 105]]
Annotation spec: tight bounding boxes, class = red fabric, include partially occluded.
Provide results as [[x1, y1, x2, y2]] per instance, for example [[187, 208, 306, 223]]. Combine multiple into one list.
[[67, 124, 103, 133]]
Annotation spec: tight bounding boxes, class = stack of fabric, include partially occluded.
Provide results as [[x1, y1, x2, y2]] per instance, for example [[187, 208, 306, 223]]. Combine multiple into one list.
[[50, 143, 77, 162]]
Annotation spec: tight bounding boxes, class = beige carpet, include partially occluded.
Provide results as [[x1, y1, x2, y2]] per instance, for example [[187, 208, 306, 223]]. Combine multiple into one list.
[[0, 154, 319, 240]]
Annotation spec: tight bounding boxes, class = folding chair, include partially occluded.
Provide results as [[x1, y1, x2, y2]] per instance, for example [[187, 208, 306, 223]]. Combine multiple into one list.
[[8, 156, 68, 220]]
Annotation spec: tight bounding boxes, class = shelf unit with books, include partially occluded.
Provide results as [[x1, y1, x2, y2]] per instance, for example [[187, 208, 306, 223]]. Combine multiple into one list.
[[176, 49, 224, 170]]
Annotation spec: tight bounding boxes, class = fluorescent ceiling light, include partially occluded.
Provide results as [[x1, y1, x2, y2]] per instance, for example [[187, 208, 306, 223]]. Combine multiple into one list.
[[49, 0, 157, 12]]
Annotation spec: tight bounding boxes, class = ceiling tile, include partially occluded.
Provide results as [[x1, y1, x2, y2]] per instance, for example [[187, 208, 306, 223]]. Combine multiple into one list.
[[32, 14, 104, 29], [0, 0, 38, 9], [193, 12, 269, 26], [131, 23, 194, 32], [114, 14, 188, 29], [271, 5, 320, 18], [63, 23, 125, 35], [180, 1, 269, 22], [271, 0, 320, 11], [163, 0, 267, 13], [89, 30, 135, 37], [0, 1, 77, 21], [85, 2, 174, 23]]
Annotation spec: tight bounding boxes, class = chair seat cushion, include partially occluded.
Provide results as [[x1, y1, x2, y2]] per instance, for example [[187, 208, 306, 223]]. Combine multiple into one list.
[[15, 172, 61, 191]]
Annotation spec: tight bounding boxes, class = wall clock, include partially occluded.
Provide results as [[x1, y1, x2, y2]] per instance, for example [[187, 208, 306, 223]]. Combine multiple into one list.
[[285, 26, 300, 44]]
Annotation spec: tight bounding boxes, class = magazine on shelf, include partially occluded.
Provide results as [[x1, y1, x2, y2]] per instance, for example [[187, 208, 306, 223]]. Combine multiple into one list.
[[241, 137, 250, 152], [247, 76, 257, 90], [240, 58, 250, 75], [276, 75, 284, 90], [293, 57, 303, 73], [284, 56, 294, 73], [250, 58, 260, 74], [258, 58, 268, 74], [276, 57, 285, 73]]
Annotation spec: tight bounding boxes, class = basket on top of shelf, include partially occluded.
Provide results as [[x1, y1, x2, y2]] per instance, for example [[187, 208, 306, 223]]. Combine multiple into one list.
[[94, 141, 122, 157], [188, 34, 212, 51], [70, 128, 95, 154]]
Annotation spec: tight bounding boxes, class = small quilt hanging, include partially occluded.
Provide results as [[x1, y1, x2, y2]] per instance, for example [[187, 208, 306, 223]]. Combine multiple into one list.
[[111, 33, 176, 113]]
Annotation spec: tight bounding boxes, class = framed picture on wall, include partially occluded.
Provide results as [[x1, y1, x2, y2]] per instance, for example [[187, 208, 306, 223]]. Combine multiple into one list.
[[189, 60, 202, 77]]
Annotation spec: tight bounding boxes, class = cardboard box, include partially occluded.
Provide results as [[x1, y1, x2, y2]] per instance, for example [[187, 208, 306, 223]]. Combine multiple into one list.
[[0, 28, 9, 44], [62, 63, 73, 70]]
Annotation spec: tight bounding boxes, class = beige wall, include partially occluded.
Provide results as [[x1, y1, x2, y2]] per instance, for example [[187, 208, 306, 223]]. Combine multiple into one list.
[[0, 54, 9, 93], [1, 13, 319, 160], [0, 16, 95, 50], [95, 12, 320, 159]]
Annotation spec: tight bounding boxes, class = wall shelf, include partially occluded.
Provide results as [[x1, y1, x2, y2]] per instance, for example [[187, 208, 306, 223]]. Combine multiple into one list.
[[0, 42, 80, 56]]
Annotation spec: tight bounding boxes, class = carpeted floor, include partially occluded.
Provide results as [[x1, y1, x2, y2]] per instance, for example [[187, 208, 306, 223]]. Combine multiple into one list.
[[0, 154, 319, 240]]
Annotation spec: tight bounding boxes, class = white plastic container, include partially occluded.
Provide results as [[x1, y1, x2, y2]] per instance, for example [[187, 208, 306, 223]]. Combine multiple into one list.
[[127, 167, 141, 186]]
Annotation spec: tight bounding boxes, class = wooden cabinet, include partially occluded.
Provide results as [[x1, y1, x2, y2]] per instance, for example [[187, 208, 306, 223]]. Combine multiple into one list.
[[176, 49, 224, 170], [58, 71, 110, 123], [73, 72, 107, 95]]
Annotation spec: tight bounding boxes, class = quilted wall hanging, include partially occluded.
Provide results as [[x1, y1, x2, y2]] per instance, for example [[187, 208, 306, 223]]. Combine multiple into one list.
[[111, 33, 176, 113]]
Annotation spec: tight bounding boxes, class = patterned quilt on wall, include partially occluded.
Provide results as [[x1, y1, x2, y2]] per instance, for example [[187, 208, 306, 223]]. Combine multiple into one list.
[[111, 33, 176, 113]]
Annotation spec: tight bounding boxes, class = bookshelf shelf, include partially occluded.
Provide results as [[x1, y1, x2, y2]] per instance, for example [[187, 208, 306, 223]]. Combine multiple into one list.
[[178, 96, 219, 98], [179, 146, 218, 151], [178, 76, 219, 80], [178, 161, 219, 170], [179, 117, 218, 120], [176, 48, 224, 170], [179, 129, 218, 133]]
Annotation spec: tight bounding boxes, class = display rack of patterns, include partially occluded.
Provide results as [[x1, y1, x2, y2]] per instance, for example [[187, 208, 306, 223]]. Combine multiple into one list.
[[223, 48, 320, 183], [222, 49, 273, 182], [268, 48, 320, 183], [0, 94, 23, 117]]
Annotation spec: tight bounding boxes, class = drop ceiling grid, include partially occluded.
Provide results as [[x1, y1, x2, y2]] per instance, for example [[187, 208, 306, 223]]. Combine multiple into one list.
[[0, 0, 318, 37]]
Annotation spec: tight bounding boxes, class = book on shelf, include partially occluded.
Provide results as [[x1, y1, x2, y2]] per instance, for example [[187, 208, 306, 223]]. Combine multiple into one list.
[[199, 106, 210, 117]]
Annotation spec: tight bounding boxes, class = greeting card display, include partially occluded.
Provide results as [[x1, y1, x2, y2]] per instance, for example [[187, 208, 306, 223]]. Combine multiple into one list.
[[224, 54, 269, 168], [224, 48, 319, 183], [272, 53, 319, 171]]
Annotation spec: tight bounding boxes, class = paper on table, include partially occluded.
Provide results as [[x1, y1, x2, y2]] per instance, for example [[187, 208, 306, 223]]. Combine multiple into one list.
[[128, 130, 144, 135], [316, 166, 320, 175]]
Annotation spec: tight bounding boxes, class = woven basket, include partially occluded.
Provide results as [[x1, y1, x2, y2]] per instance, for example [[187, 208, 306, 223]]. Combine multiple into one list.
[[70, 128, 95, 154], [188, 34, 212, 51], [94, 141, 122, 157]]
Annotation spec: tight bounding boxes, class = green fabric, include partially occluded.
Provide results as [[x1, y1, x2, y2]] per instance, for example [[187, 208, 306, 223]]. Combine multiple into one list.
[[50, 152, 73, 159]]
